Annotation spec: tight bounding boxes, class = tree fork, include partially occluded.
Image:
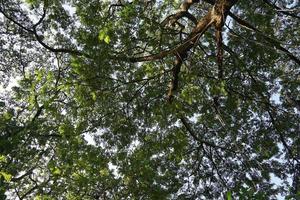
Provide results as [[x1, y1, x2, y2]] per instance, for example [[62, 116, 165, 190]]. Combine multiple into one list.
[[166, 0, 238, 102]]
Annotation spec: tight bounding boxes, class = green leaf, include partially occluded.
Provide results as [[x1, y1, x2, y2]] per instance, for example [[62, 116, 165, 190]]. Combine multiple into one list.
[[104, 35, 111, 44], [0, 155, 6, 163], [98, 30, 106, 41], [25, 0, 37, 5], [226, 191, 232, 200], [100, 168, 109, 177], [91, 91, 97, 101], [51, 167, 61, 175], [98, 28, 110, 44], [0, 171, 12, 182]]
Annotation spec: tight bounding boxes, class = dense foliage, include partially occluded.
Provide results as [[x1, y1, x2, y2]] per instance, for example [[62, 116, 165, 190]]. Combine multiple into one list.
[[0, 0, 299, 199]]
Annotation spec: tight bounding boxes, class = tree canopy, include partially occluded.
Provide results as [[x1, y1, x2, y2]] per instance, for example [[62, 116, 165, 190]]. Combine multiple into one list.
[[0, 0, 299, 199]]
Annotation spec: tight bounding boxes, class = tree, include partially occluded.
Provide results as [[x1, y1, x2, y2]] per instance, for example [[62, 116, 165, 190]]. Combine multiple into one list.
[[0, 0, 299, 199]]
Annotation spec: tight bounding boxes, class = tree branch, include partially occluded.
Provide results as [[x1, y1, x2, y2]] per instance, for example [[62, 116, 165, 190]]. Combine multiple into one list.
[[267, 110, 299, 163], [0, 7, 88, 57], [131, 0, 238, 101], [229, 12, 300, 65], [180, 116, 229, 151], [262, 0, 300, 19], [161, 0, 199, 26]]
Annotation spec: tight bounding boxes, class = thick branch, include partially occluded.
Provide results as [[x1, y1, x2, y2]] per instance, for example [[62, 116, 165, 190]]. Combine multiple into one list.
[[212, 0, 238, 80], [216, 29, 223, 79], [204, 0, 300, 65], [130, 8, 214, 63], [161, 0, 199, 26], [135, 0, 237, 101], [167, 53, 185, 102]]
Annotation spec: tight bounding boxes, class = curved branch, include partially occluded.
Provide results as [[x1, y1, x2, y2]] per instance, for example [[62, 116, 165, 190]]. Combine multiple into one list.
[[130, 11, 214, 63], [180, 116, 229, 150], [0, 7, 88, 57], [161, 0, 199, 26], [131, 0, 238, 102], [32, 6, 47, 29]]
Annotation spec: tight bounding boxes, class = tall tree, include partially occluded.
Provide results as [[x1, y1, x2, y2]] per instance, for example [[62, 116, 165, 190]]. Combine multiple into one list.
[[0, 0, 299, 199]]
